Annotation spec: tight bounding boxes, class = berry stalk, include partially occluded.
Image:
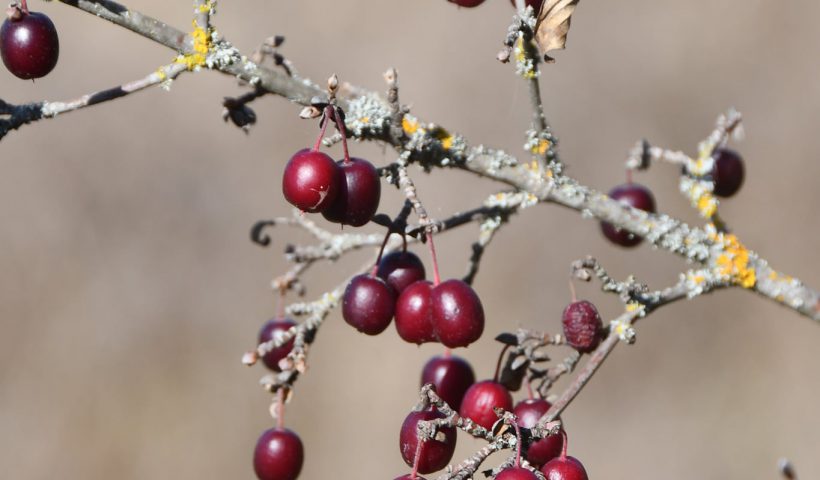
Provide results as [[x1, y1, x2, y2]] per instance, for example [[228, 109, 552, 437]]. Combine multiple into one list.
[[426, 231, 441, 286]]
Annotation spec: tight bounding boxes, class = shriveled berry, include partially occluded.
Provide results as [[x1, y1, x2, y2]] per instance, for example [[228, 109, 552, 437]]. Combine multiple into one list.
[[600, 183, 656, 247], [541, 456, 588, 480], [459, 380, 513, 430], [431, 279, 484, 348], [562, 300, 602, 353], [258, 318, 297, 372], [377, 251, 426, 294], [253, 428, 304, 480], [496, 467, 539, 480], [322, 157, 381, 226], [342, 274, 395, 335], [711, 147, 744, 197], [0, 10, 59, 79], [399, 410, 457, 474], [420, 355, 475, 411], [514, 399, 564, 466], [282, 149, 341, 213], [395, 280, 436, 344]]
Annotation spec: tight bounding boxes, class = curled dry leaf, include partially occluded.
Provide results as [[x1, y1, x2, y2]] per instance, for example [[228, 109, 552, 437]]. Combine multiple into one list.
[[534, 0, 580, 61]]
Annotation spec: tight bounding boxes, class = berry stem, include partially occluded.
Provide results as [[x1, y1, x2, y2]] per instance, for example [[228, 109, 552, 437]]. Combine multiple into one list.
[[426, 230, 441, 286], [313, 111, 331, 151], [331, 106, 351, 165], [443, 348, 452, 359], [275, 288, 286, 320], [568, 279, 577, 302], [374, 230, 394, 269], [19, 0, 28, 14], [559, 429, 568, 459], [276, 388, 286, 430], [493, 344, 510, 384], [410, 436, 424, 479], [525, 379, 534, 400], [626, 168, 633, 185], [512, 419, 523, 468]]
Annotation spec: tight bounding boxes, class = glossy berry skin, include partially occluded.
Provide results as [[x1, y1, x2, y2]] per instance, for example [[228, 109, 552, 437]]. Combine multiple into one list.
[[322, 157, 381, 226], [509, 0, 543, 11], [459, 380, 513, 430], [342, 274, 396, 335], [395, 280, 436, 344], [496, 468, 539, 480], [1, 11, 59, 79], [420, 355, 475, 411], [282, 149, 341, 213], [399, 410, 457, 474], [448, 0, 486, 6], [562, 300, 603, 354], [711, 148, 745, 197], [431, 279, 485, 348], [253, 428, 304, 480], [600, 183, 656, 247], [258, 318, 297, 372], [377, 251, 426, 294], [514, 399, 564, 466], [540, 456, 588, 480]]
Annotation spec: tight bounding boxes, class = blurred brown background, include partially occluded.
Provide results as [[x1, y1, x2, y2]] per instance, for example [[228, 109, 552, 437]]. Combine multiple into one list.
[[1, 1, 819, 479]]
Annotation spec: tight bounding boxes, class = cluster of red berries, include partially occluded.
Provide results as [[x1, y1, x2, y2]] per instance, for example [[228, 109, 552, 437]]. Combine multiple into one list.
[[282, 103, 381, 227], [447, 0, 544, 10], [395, 350, 589, 479], [601, 147, 745, 247], [253, 316, 303, 480], [343, 250, 486, 348], [0, 1, 59, 79]]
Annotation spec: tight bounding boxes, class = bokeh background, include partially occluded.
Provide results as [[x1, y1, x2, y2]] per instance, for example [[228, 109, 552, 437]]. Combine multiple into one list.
[[1, 1, 819, 479]]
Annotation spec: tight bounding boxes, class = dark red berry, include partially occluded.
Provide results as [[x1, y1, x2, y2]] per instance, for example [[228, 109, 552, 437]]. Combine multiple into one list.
[[395, 280, 436, 344], [322, 157, 381, 226], [600, 183, 656, 247], [496, 467, 539, 480], [1, 10, 59, 79], [541, 456, 588, 480], [509, 0, 543, 11], [447, 0, 485, 6], [377, 251, 426, 294], [399, 410, 457, 474], [562, 300, 603, 353], [459, 380, 513, 430], [431, 279, 485, 348], [420, 355, 475, 411], [253, 428, 304, 480], [258, 318, 297, 372], [711, 147, 744, 197], [282, 149, 341, 213], [514, 399, 564, 466], [342, 274, 396, 335]]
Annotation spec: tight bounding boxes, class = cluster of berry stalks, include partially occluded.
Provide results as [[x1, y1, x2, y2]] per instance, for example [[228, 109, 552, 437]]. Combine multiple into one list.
[[0, 0, 60, 80], [601, 147, 745, 247], [255, 283, 605, 479]]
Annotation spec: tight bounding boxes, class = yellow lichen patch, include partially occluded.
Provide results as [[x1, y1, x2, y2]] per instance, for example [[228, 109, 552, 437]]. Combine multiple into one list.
[[514, 37, 536, 79], [696, 192, 718, 218], [531, 139, 551, 155], [198, 1, 214, 13], [402, 116, 419, 135], [155, 67, 167, 81], [431, 127, 453, 149], [175, 23, 211, 70], [359, 116, 370, 124], [713, 233, 756, 288]]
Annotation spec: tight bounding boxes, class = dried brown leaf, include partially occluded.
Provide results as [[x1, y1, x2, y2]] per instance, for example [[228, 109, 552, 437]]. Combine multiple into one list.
[[535, 0, 580, 59]]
